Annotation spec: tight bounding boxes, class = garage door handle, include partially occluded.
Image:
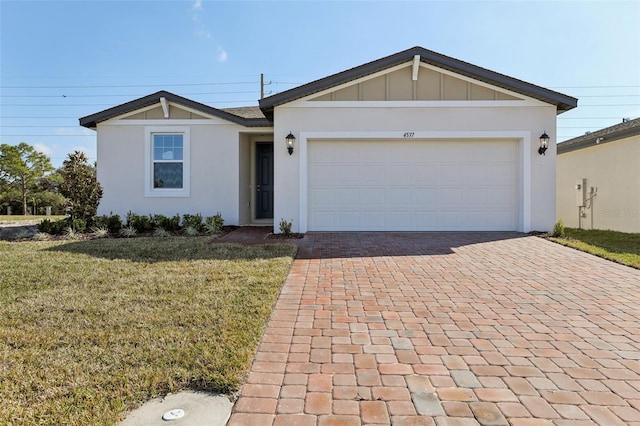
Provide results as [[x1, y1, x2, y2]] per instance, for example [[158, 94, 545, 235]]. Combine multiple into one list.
[[256, 184, 261, 192]]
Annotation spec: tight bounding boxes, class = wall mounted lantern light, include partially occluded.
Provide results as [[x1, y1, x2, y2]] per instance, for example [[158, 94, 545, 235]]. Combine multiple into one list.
[[286, 132, 296, 155], [538, 131, 550, 155]]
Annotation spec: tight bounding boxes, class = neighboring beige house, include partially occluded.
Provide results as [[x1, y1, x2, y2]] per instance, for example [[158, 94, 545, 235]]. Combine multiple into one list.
[[557, 118, 640, 233], [80, 46, 577, 233]]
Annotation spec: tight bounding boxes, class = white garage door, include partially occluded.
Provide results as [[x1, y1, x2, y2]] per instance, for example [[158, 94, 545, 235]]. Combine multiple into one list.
[[308, 139, 519, 231]]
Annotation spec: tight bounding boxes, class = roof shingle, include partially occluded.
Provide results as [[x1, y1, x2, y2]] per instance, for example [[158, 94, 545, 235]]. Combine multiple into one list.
[[557, 117, 640, 154]]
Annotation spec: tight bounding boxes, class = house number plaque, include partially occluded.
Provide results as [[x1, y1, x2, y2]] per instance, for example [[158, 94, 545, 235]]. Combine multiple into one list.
[[403, 132, 415, 138]]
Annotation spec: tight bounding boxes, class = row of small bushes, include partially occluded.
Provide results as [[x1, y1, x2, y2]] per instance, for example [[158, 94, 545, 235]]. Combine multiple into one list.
[[38, 212, 224, 237]]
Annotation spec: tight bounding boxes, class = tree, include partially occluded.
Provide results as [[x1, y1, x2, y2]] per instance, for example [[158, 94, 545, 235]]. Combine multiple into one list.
[[0, 143, 54, 215], [59, 151, 103, 223]]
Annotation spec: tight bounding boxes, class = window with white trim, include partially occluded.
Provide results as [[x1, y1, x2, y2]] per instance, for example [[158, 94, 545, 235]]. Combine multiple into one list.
[[145, 126, 190, 197], [153, 134, 184, 188]]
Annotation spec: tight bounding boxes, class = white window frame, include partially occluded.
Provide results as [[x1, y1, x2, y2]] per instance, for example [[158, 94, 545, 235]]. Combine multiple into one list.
[[144, 126, 190, 197]]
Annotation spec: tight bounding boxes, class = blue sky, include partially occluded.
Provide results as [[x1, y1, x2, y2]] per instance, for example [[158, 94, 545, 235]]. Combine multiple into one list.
[[1, 0, 639, 168]]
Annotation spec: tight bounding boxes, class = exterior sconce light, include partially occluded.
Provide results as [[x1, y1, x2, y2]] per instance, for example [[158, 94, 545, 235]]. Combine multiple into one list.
[[286, 132, 296, 155], [538, 131, 550, 155]]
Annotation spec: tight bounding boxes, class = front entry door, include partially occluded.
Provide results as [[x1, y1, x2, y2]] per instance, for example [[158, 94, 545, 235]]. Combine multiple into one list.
[[255, 142, 274, 219]]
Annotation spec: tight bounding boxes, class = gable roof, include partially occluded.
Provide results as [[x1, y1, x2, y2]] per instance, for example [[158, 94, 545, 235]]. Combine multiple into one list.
[[79, 91, 270, 128], [557, 117, 640, 154], [259, 46, 577, 120]]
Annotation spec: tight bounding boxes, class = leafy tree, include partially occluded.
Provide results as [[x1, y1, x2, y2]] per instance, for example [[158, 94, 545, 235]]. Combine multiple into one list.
[[30, 190, 67, 215], [0, 143, 54, 215], [59, 151, 103, 223]]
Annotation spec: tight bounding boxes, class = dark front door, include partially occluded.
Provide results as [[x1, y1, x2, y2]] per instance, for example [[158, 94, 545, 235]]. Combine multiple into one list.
[[255, 142, 274, 219]]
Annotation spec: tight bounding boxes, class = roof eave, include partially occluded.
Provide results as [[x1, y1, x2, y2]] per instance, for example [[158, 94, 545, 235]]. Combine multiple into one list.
[[558, 125, 640, 154], [259, 46, 578, 115], [79, 90, 262, 128]]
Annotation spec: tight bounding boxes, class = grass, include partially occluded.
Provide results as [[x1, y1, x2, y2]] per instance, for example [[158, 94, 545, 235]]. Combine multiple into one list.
[[0, 237, 297, 425], [0, 215, 66, 224], [549, 228, 640, 269]]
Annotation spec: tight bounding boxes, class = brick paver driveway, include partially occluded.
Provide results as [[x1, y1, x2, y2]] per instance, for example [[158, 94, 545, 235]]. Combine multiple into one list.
[[228, 232, 640, 425]]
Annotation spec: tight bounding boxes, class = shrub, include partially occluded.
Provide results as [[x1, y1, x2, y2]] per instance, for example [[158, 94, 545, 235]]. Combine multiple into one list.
[[153, 228, 171, 238], [39, 218, 66, 235], [95, 214, 123, 234], [182, 213, 203, 230], [552, 220, 565, 237], [279, 218, 293, 237], [152, 214, 180, 232], [127, 212, 153, 233], [91, 227, 109, 238], [64, 227, 78, 240], [120, 226, 137, 238], [70, 219, 87, 233], [204, 213, 224, 234], [32, 232, 50, 241], [39, 217, 83, 235], [184, 225, 199, 236]]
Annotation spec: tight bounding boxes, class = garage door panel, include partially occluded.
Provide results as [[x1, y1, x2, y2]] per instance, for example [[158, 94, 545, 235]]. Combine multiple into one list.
[[438, 166, 464, 184], [337, 211, 361, 228], [412, 211, 439, 229], [438, 211, 463, 229], [311, 188, 335, 206], [388, 165, 411, 184], [413, 188, 438, 205], [310, 211, 335, 230], [487, 187, 517, 207], [390, 187, 412, 205], [410, 165, 438, 182], [336, 188, 360, 205], [308, 139, 518, 231], [388, 211, 412, 228], [486, 164, 517, 181], [437, 188, 464, 207], [361, 188, 385, 205], [336, 165, 361, 183], [310, 165, 335, 183], [362, 211, 385, 228]]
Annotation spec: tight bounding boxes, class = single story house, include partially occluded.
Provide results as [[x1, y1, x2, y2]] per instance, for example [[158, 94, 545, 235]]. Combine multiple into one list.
[[557, 118, 640, 233], [80, 46, 577, 233]]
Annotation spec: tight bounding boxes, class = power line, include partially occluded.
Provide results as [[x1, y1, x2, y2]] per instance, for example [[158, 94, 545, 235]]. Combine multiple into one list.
[[0, 82, 258, 89], [0, 90, 262, 98], [1, 100, 259, 107]]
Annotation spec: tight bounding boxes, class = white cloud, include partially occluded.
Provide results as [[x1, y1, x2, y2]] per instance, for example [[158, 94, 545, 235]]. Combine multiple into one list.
[[217, 48, 228, 62], [33, 143, 54, 157], [191, 1, 213, 39]]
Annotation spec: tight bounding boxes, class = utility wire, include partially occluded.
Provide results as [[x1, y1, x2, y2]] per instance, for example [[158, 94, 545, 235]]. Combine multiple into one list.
[[0, 82, 258, 89], [0, 91, 261, 98]]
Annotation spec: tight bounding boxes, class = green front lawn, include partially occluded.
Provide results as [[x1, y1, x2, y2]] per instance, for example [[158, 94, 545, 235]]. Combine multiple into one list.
[[0, 215, 66, 224], [0, 237, 297, 425], [550, 228, 640, 269]]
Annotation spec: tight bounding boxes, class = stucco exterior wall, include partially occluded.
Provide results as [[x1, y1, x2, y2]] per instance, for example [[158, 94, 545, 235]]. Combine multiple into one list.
[[96, 120, 246, 223], [273, 103, 558, 233], [557, 136, 640, 233]]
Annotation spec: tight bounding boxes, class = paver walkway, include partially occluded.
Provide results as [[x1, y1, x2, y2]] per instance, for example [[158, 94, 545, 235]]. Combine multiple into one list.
[[227, 232, 640, 425]]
